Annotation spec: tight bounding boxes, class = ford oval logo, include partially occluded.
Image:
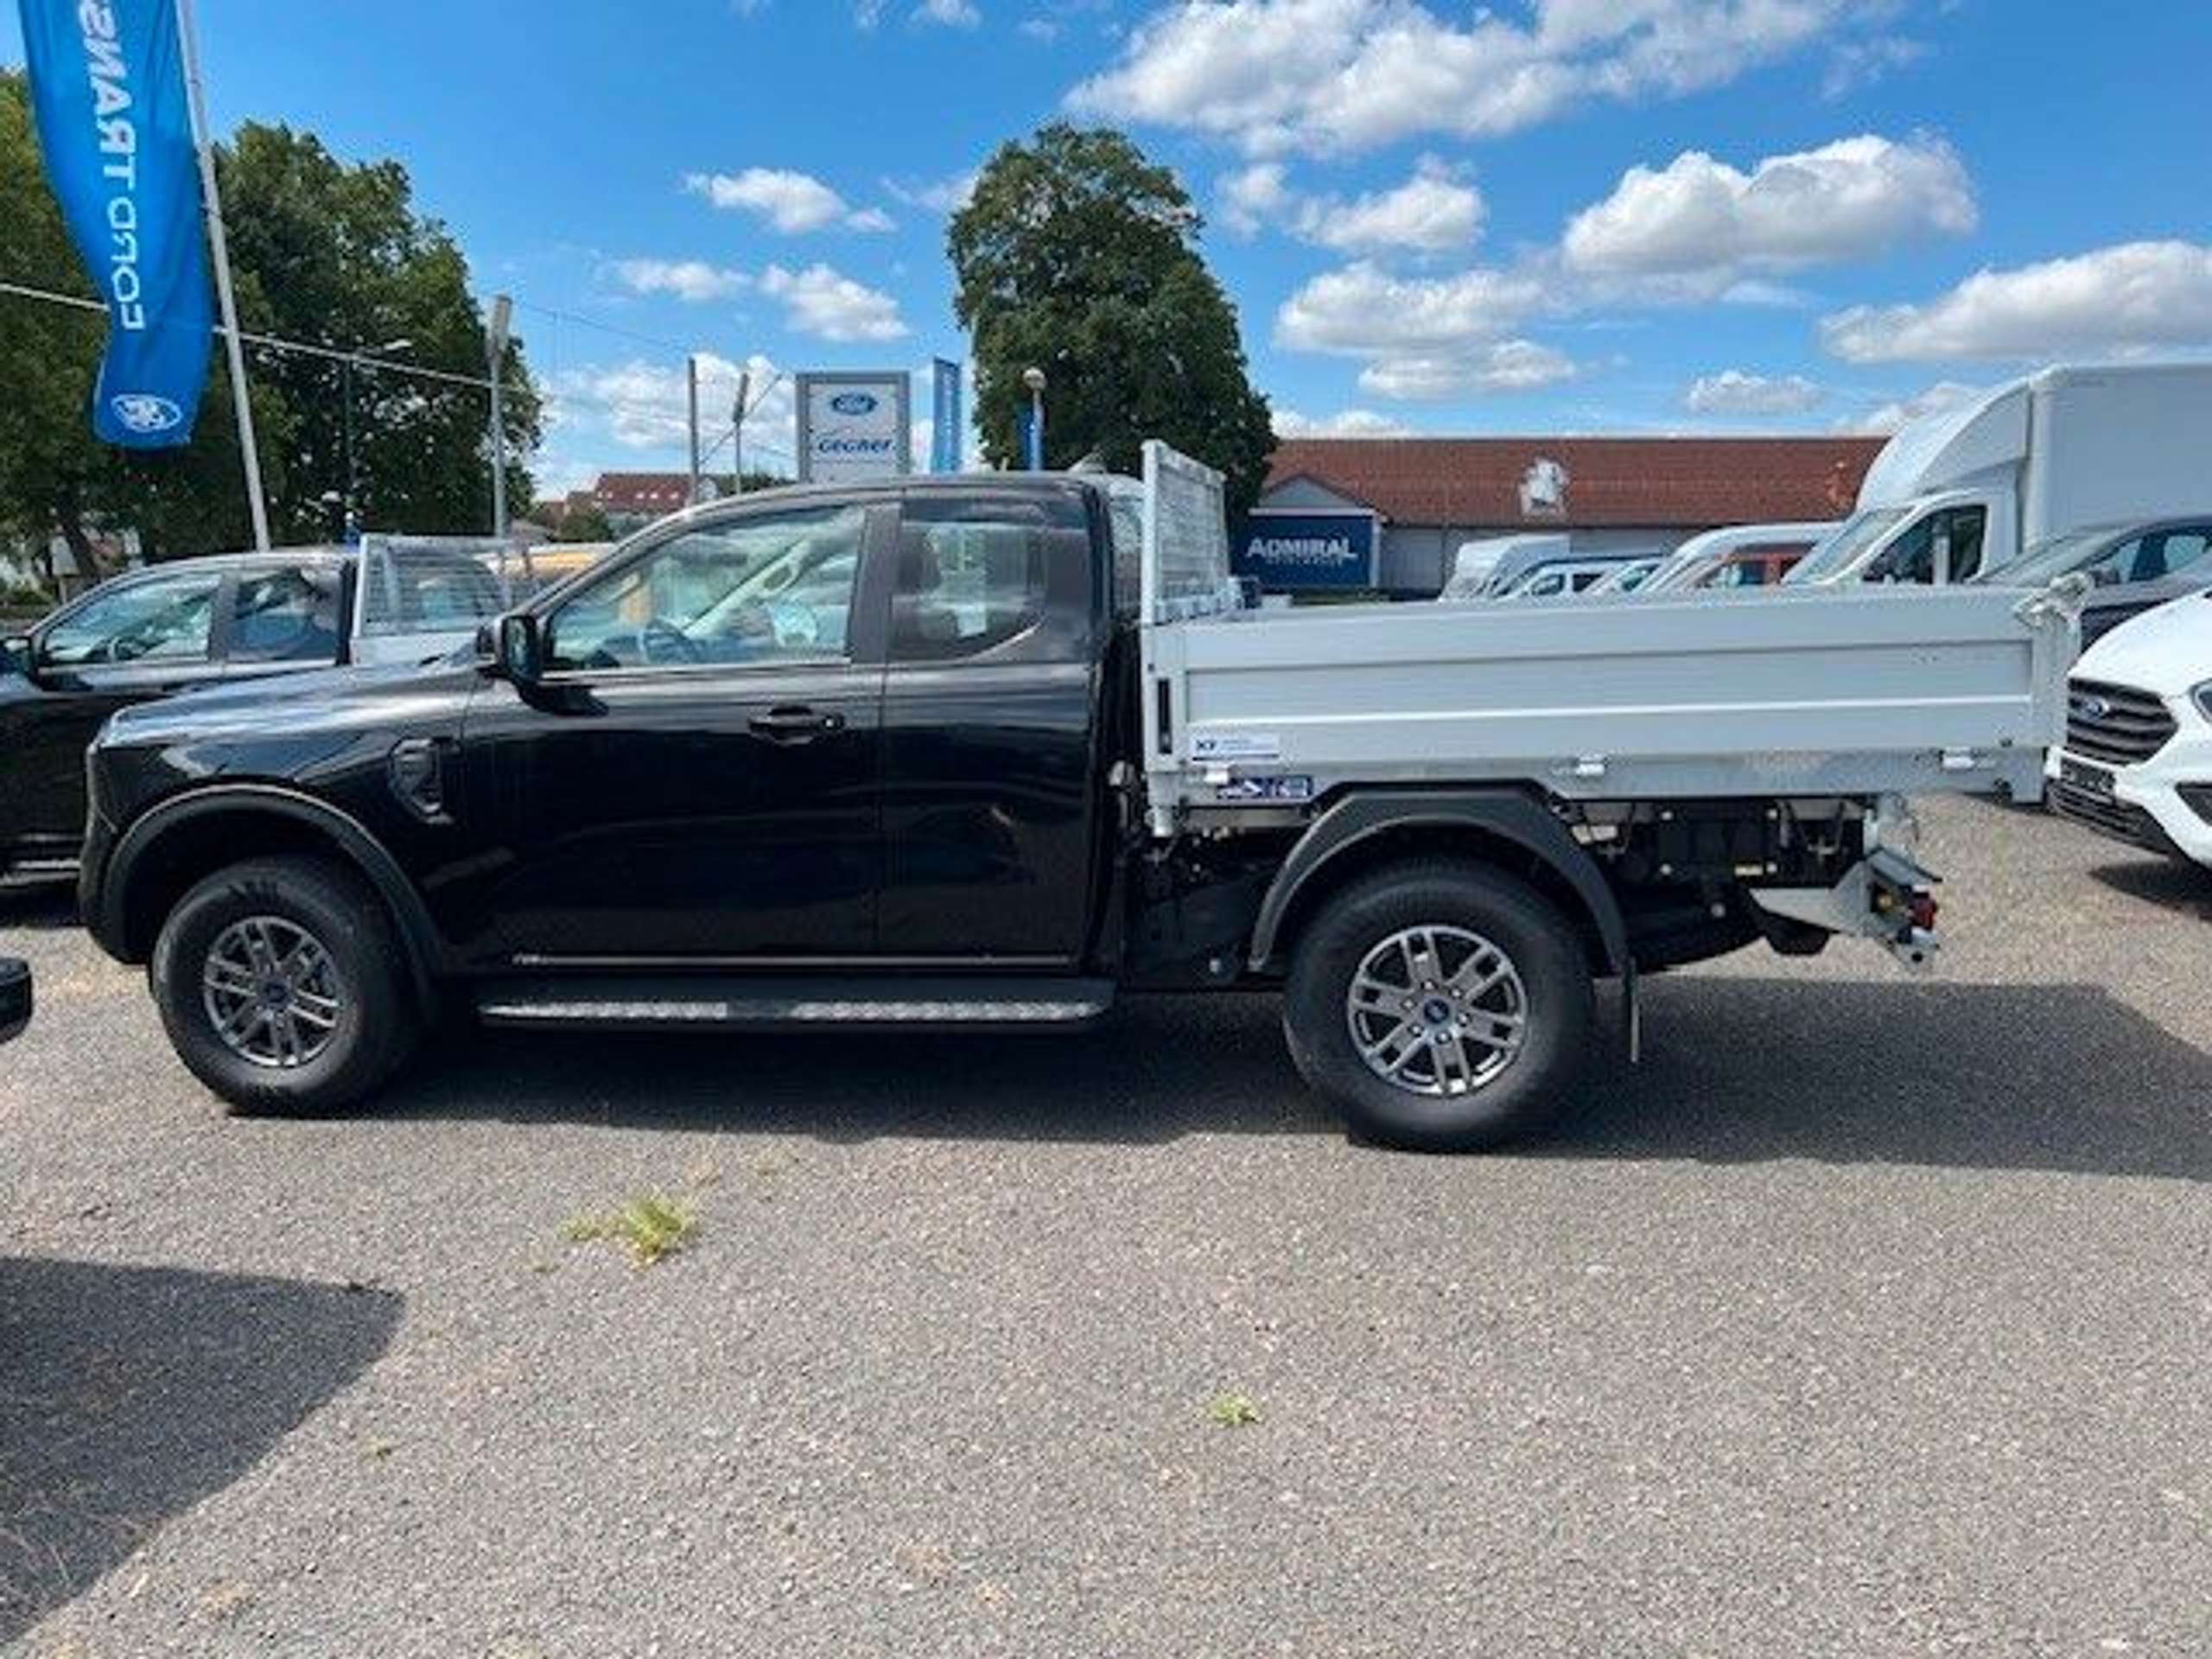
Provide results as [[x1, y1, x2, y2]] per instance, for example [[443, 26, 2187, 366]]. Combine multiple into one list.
[[111, 392, 184, 435], [828, 391, 878, 416], [2070, 693, 2111, 721]]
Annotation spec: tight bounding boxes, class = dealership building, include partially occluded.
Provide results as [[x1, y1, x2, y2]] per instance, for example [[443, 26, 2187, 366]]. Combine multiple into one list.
[[1243, 436, 1885, 596]]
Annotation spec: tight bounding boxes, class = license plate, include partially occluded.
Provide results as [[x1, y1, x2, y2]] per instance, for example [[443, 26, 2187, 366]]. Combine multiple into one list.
[[2061, 757, 2115, 800]]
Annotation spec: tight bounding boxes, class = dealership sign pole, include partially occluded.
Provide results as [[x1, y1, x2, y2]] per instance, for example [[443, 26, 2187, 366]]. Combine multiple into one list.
[[18, 0, 270, 547]]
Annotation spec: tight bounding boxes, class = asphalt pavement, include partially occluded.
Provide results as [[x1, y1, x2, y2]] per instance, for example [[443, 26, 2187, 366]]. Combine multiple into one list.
[[3, 797, 2209, 1656]]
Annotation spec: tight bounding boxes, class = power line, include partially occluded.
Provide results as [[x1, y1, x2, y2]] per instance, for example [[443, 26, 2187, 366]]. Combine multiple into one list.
[[0, 276, 797, 471], [510, 296, 696, 357]]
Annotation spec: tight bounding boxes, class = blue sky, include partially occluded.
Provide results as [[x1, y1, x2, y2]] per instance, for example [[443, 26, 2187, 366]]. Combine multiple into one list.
[[8, 0, 2211, 495]]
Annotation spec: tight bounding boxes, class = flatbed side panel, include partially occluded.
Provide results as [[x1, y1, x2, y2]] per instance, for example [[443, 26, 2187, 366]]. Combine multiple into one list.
[[1150, 587, 2069, 808]]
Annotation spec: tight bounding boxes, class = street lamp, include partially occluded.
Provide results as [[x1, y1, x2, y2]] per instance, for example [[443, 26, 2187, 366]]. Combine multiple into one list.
[[1021, 365, 1046, 472], [487, 294, 514, 539], [340, 335, 413, 542]]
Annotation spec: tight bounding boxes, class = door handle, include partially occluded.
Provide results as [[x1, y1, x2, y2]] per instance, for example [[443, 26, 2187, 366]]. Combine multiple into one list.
[[749, 706, 844, 742]]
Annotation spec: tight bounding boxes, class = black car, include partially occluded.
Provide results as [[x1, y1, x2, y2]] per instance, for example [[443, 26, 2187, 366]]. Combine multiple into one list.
[[0, 957, 28, 1044], [0, 549, 353, 887]]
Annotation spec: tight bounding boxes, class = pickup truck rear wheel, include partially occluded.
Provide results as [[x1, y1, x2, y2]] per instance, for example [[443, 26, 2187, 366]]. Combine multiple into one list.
[[1284, 861, 1593, 1152], [149, 855, 420, 1116]]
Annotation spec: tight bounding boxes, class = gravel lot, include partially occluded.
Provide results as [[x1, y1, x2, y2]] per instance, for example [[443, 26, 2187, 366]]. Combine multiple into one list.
[[3, 796, 2209, 1657]]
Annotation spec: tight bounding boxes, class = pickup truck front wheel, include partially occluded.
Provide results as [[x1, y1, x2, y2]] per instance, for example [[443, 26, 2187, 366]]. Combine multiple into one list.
[[1284, 862, 1593, 1152], [149, 855, 420, 1116]]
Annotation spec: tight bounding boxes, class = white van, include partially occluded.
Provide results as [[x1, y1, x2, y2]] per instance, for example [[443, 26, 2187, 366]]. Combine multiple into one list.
[[1789, 363, 2212, 588]]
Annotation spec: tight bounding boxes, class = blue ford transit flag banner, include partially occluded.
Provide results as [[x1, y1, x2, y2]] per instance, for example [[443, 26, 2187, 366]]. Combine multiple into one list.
[[19, 0, 213, 448], [931, 358, 962, 474]]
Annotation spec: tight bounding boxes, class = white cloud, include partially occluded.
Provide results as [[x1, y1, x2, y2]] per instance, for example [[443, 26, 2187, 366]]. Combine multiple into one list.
[[1821, 240, 2212, 362], [1838, 380, 1983, 435], [1220, 162, 1294, 237], [1360, 340, 1580, 399], [759, 263, 910, 341], [1831, 382, 1991, 435], [1684, 370, 1824, 415], [1562, 135, 1974, 287], [543, 353, 800, 471], [611, 258, 750, 303], [1272, 407, 1412, 438], [1275, 260, 1574, 399], [683, 167, 893, 234], [914, 0, 981, 24], [1071, 0, 1881, 156], [1226, 156, 1484, 253], [1019, 16, 1059, 39], [1276, 260, 1548, 356], [884, 169, 980, 213], [1821, 34, 1926, 99]]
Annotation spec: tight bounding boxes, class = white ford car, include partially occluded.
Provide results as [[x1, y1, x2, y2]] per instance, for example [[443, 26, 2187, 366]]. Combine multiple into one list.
[[2046, 593, 2212, 866]]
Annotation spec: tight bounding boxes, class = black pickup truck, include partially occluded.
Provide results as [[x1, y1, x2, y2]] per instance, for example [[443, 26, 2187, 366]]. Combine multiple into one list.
[[80, 469, 1954, 1149]]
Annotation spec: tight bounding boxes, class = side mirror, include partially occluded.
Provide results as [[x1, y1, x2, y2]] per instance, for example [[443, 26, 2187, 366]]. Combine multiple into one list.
[[494, 612, 544, 683], [0, 634, 29, 677]]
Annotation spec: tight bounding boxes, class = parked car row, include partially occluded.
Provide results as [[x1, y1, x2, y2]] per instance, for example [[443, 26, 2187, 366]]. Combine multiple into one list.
[[0, 537, 550, 888]]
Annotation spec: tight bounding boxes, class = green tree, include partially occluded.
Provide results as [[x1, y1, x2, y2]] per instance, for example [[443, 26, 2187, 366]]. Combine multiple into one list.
[[0, 72, 537, 564], [949, 123, 1275, 515], [552, 499, 612, 543]]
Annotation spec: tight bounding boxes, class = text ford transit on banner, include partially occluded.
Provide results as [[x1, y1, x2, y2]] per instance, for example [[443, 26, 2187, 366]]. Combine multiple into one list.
[[19, 0, 215, 448], [795, 372, 911, 485]]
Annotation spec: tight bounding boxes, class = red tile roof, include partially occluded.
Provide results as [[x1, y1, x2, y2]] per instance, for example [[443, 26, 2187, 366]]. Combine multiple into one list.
[[1265, 436, 1885, 528], [588, 472, 708, 513]]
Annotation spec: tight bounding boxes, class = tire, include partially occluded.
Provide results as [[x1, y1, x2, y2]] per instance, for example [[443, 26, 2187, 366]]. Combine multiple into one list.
[[149, 855, 421, 1116], [1282, 861, 1595, 1153]]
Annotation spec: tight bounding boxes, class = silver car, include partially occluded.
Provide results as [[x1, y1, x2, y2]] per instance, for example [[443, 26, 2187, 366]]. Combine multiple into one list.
[[1980, 518, 2212, 646]]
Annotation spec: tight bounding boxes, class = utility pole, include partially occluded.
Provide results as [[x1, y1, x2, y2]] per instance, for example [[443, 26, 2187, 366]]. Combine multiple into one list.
[[487, 293, 513, 538], [733, 369, 750, 493], [687, 354, 702, 504], [175, 0, 270, 550]]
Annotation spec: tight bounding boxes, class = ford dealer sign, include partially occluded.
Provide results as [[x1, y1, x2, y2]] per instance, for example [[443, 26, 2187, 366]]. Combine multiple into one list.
[[797, 372, 912, 485]]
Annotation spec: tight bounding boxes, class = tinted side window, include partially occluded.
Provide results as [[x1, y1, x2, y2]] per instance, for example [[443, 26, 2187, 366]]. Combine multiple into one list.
[[1868, 505, 1987, 584], [545, 505, 865, 672], [891, 497, 1070, 663], [41, 569, 222, 666], [230, 566, 343, 663], [2100, 530, 2212, 585]]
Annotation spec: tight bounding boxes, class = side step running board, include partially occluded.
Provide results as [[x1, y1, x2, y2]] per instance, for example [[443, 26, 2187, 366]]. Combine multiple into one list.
[[476, 975, 1116, 1031], [0, 857, 80, 891]]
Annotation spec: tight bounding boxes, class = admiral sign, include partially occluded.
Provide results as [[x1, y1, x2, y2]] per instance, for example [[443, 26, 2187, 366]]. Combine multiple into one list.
[[1233, 509, 1379, 593], [796, 372, 912, 485]]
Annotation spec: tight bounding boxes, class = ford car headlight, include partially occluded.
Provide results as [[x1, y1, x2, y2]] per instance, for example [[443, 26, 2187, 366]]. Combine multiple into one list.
[[2193, 681, 2212, 723]]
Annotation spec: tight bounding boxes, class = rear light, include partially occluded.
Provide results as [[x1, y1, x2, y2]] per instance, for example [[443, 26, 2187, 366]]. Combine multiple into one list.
[[1908, 891, 1939, 932]]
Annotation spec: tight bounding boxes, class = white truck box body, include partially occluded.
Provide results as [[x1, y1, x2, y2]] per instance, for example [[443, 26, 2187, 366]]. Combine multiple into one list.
[[1806, 363, 2212, 586]]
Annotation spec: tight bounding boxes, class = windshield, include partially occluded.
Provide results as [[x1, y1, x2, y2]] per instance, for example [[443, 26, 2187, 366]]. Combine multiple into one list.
[[1997, 527, 2127, 585], [1785, 507, 1905, 584], [359, 540, 514, 636]]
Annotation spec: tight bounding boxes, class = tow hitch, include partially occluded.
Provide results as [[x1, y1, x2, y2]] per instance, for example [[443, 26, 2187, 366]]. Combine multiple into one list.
[[1748, 845, 1943, 973]]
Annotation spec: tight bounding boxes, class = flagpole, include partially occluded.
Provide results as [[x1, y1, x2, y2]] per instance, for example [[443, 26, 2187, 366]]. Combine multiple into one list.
[[174, 0, 270, 551]]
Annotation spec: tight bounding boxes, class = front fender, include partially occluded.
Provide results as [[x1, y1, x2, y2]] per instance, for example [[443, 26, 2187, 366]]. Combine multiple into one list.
[[88, 784, 448, 1001]]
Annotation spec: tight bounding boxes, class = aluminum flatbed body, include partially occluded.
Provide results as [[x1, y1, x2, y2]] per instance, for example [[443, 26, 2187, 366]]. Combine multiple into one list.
[[1134, 443, 2074, 832]]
